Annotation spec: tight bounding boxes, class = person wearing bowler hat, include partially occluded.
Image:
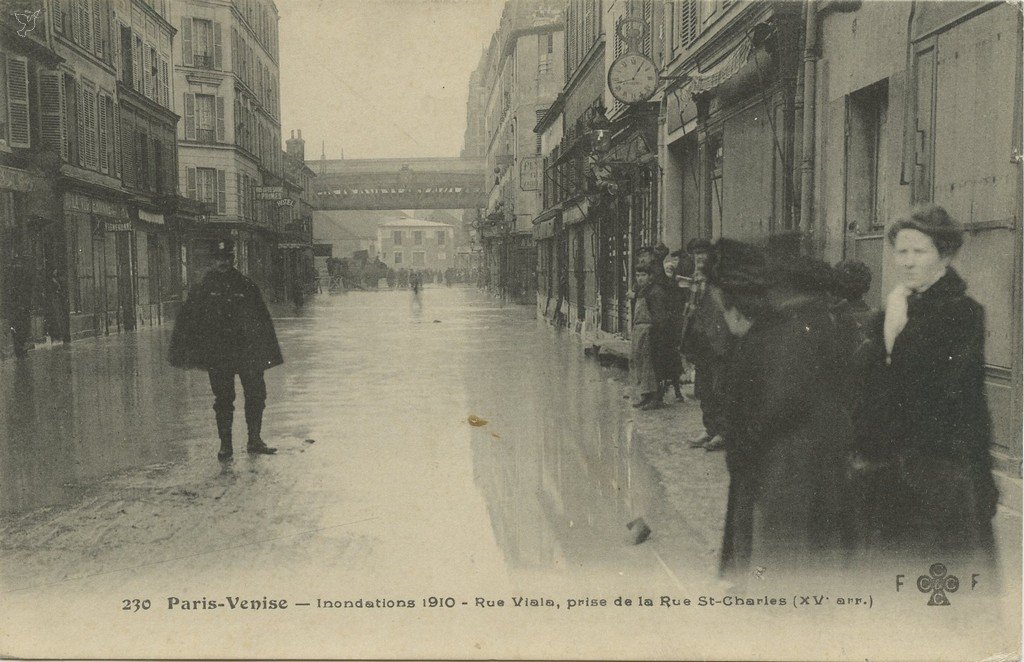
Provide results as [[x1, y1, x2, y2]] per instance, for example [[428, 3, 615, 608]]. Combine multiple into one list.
[[169, 239, 282, 460]]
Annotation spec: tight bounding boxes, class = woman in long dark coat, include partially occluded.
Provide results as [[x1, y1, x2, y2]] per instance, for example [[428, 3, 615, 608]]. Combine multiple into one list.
[[852, 206, 997, 567], [710, 240, 850, 585]]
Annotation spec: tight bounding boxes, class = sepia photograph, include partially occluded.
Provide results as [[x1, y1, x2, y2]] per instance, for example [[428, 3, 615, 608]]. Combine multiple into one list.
[[0, 0, 1022, 659]]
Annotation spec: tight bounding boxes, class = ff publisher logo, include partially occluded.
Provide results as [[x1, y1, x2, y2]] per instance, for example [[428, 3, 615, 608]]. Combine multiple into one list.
[[896, 563, 981, 606]]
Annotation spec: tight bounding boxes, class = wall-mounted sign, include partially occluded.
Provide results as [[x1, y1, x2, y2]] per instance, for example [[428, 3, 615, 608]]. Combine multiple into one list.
[[276, 198, 295, 207], [256, 186, 283, 200], [519, 157, 541, 191], [138, 209, 165, 225]]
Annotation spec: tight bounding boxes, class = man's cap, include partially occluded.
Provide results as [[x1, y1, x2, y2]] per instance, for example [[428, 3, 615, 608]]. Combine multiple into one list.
[[212, 239, 235, 257], [706, 238, 768, 293]]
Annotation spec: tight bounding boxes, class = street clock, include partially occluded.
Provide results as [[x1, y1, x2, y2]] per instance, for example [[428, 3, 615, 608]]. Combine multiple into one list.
[[607, 16, 659, 105], [608, 53, 660, 104]]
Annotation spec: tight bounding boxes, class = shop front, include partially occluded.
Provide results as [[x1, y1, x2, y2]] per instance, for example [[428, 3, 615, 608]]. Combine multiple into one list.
[[64, 191, 136, 339]]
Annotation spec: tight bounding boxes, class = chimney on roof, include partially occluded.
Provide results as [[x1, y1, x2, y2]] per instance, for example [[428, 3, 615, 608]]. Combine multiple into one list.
[[287, 129, 305, 163]]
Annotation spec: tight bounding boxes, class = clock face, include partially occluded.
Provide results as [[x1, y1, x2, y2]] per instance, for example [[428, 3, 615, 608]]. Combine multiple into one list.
[[608, 53, 659, 104]]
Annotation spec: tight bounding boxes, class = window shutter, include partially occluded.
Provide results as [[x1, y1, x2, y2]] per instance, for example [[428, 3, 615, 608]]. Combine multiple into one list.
[[184, 92, 195, 140], [53, 0, 64, 33], [159, 57, 169, 107], [213, 22, 223, 69], [216, 169, 226, 214], [132, 37, 142, 91], [236, 172, 243, 217], [97, 93, 108, 173], [85, 87, 97, 169], [215, 96, 225, 142], [113, 101, 120, 176], [122, 115, 134, 187], [75, 81, 86, 164], [5, 56, 30, 148], [181, 18, 193, 67], [186, 165, 197, 199], [71, 0, 81, 41], [92, 0, 102, 57], [82, 0, 93, 51], [39, 70, 67, 158]]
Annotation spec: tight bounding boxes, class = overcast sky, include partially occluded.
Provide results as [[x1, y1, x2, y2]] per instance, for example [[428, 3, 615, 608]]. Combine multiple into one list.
[[277, 0, 506, 161]]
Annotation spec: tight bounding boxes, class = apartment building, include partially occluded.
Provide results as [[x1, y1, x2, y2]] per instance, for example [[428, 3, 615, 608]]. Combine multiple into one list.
[[169, 0, 283, 290]]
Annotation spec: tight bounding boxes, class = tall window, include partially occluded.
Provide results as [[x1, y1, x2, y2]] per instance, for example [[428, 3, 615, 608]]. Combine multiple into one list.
[[196, 167, 216, 203], [413, 230, 423, 245], [394, 252, 403, 265], [392, 230, 402, 245], [436, 231, 446, 245], [195, 94, 215, 142], [193, 19, 214, 67]]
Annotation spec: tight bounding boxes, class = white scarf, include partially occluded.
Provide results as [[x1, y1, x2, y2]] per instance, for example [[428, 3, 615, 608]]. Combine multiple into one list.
[[883, 284, 914, 361]]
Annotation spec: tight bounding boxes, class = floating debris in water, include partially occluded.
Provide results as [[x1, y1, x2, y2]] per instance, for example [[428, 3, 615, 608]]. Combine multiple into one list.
[[627, 517, 651, 545], [304, 439, 316, 444], [490, 432, 501, 439], [467, 414, 488, 427]]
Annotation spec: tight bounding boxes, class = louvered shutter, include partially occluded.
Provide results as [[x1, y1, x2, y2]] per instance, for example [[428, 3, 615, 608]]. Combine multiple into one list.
[[181, 18, 193, 67], [121, 114, 134, 187], [186, 165, 196, 199], [213, 22, 223, 69], [143, 46, 150, 98], [97, 93, 108, 173], [53, 0, 64, 33], [113, 101, 120, 177], [184, 93, 195, 140], [71, 0, 81, 41], [82, 0, 92, 51], [216, 169, 226, 214], [159, 57, 169, 107], [92, 0, 102, 57], [85, 86, 97, 169], [40, 70, 67, 157], [6, 56, 30, 148], [132, 36, 142, 91], [215, 96, 225, 142], [236, 172, 243, 217]]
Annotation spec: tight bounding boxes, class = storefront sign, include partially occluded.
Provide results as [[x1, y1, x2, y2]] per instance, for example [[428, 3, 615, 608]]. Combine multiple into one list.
[[256, 186, 283, 200], [0, 165, 35, 192], [519, 157, 541, 191], [138, 209, 165, 225], [276, 198, 295, 207], [105, 221, 132, 232]]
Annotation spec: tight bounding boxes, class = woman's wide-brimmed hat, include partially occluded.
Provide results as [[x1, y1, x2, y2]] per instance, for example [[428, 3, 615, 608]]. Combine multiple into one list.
[[706, 239, 768, 293]]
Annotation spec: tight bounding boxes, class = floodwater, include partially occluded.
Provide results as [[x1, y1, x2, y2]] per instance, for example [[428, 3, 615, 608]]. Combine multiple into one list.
[[1, 286, 1017, 660], [0, 286, 678, 593]]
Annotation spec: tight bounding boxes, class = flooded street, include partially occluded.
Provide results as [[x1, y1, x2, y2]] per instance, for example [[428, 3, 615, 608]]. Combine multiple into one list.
[[1, 287, 1018, 660], [0, 287, 702, 654]]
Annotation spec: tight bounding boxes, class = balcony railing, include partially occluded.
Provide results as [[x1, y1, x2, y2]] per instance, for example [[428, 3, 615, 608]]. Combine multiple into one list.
[[196, 128, 217, 143], [193, 54, 215, 69]]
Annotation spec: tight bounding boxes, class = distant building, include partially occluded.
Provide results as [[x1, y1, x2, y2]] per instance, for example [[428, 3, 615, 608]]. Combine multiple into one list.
[[377, 219, 455, 271]]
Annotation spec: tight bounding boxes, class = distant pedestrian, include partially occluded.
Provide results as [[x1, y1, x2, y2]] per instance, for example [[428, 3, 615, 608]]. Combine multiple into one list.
[[168, 240, 282, 460], [710, 239, 849, 585], [4, 252, 33, 357], [851, 206, 998, 568], [629, 267, 660, 410]]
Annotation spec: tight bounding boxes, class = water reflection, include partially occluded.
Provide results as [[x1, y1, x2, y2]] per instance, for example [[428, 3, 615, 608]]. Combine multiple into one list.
[[462, 308, 667, 584], [0, 330, 200, 514]]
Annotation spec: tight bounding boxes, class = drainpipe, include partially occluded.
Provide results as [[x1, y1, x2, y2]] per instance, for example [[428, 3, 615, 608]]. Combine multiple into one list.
[[799, 0, 818, 255]]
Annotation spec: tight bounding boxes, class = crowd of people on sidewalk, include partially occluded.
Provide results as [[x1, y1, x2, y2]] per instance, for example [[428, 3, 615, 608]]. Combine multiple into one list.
[[628, 205, 999, 587]]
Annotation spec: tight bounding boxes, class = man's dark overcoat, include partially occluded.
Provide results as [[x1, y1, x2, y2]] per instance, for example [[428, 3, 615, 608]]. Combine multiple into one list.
[[719, 294, 850, 581], [169, 267, 283, 372], [852, 268, 997, 564], [647, 272, 683, 382]]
